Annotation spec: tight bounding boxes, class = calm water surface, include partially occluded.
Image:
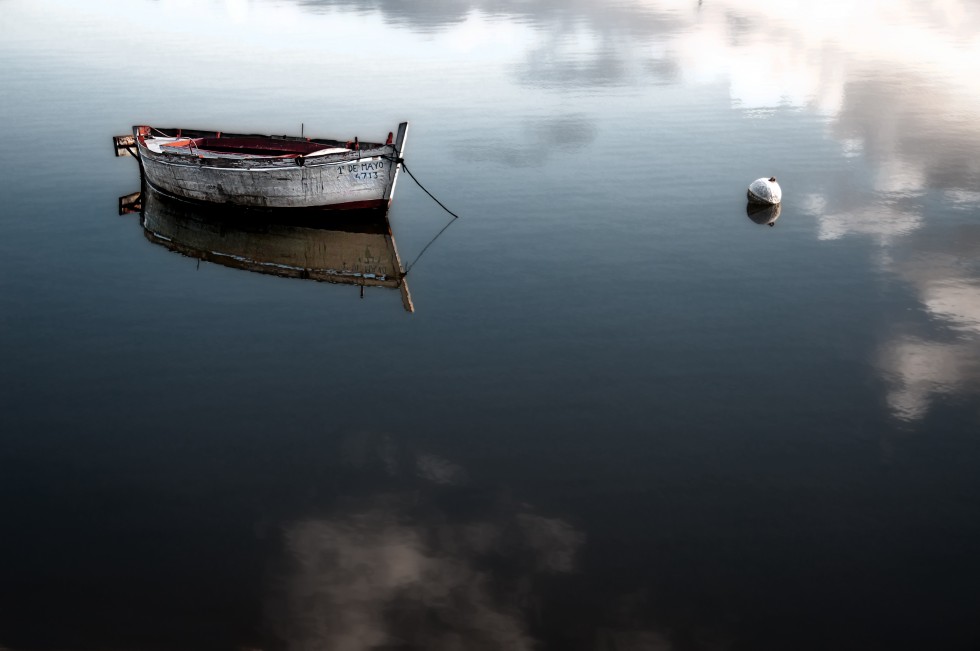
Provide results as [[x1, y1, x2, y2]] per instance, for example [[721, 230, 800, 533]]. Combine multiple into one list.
[[2, 1, 980, 649]]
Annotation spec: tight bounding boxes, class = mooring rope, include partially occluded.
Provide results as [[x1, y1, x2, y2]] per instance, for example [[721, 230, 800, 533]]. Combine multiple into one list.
[[384, 156, 460, 220]]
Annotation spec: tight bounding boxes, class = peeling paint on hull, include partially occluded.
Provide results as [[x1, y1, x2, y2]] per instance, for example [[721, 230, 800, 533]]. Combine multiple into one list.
[[129, 123, 408, 210]]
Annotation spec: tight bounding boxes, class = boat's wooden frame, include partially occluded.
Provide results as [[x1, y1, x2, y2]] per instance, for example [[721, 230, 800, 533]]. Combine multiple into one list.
[[117, 122, 408, 210]]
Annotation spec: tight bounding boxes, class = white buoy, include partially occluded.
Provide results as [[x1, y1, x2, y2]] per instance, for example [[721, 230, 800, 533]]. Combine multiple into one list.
[[747, 176, 782, 205]]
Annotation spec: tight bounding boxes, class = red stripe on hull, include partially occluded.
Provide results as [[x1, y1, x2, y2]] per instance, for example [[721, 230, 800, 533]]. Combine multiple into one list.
[[326, 198, 390, 211]]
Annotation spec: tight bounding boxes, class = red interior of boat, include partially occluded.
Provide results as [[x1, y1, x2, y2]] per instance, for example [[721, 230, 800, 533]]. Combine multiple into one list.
[[165, 137, 335, 156]]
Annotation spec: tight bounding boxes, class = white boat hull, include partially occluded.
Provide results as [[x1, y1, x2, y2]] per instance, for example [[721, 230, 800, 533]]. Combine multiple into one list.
[[141, 153, 398, 209], [131, 123, 408, 210]]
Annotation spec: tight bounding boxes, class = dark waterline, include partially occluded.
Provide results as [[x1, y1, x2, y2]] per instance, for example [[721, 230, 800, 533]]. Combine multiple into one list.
[[2, 1, 980, 650]]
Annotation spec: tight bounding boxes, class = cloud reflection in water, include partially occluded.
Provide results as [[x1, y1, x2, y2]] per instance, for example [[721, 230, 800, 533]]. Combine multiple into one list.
[[880, 337, 980, 423], [266, 434, 586, 650]]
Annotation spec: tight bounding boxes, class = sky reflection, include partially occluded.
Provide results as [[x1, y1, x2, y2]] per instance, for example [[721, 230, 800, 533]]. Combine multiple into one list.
[[3, 1, 980, 647], [5, 1, 977, 422], [268, 433, 587, 651]]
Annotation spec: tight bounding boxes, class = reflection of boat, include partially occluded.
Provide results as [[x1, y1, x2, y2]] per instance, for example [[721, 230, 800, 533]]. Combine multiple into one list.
[[746, 201, 781, 226], [115, 122, 408, 210], [137, 186, 414, 312]]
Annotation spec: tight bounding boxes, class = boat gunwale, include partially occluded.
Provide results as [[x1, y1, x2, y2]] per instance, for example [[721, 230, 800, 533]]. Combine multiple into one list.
[[133, 125, 393, 167], [140, 149, 389, 170]]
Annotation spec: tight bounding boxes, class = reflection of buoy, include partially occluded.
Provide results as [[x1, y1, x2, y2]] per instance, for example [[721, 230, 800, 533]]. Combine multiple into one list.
[[746, 201, 781, 226], [747, 176, 781, 205]]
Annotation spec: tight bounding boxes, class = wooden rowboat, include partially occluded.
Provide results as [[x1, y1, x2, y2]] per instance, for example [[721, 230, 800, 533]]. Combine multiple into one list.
[[114, 122, 408, 210]]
